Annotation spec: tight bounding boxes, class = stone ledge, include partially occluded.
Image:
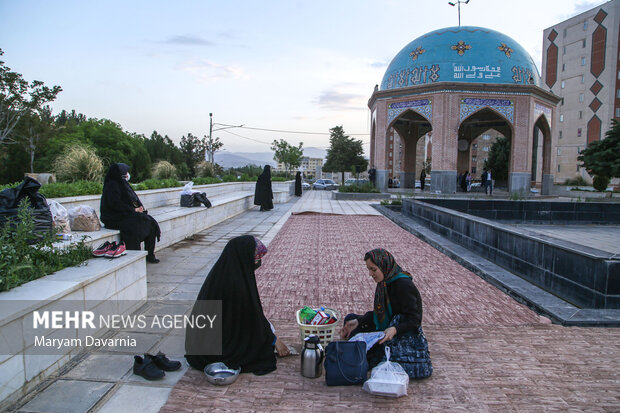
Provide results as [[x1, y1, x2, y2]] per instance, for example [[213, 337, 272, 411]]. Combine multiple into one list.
[[374, 204, 620, 326], [331, 191, 391, 201]]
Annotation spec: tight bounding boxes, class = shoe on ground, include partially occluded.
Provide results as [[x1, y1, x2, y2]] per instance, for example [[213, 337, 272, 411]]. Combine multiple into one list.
[[92, 241, 113, 257], [146, 352, 181, 371], [146, 254, 160, 264], [104, 241, 127, 258], [133, 355, 165, 380]]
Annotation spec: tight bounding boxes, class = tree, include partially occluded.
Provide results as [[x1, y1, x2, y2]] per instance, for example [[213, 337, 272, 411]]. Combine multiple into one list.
[[271, 139, 303, 178], [0, 48, 62, 145], [578, 119, 620, 191], [205, 134, 224, 166], [484, 135, 510, 184], [179, 133, 206, 178], [19, 106, 55, 173], [145, 131, 183, 165], [322, 126, 367, 183]]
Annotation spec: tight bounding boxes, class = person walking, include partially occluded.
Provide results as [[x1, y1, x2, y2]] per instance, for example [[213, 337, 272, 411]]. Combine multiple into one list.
[[368, 166, 376, 187], [420, 169, 426, 191], [466, 171, 472, 192], [485, 169, 493, 195], [460, 171, 468, 192], [294, 171, 302, 197], [254, 165, 274, 211]]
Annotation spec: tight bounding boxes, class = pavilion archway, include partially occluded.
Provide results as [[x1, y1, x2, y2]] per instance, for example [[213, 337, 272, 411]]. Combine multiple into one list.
[[389, 109, 432, 189], [531, 115, 553, 194]]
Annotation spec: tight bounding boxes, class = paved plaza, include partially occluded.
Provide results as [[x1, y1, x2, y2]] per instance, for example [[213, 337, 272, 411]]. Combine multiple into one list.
[[10, 191, 620, 412]]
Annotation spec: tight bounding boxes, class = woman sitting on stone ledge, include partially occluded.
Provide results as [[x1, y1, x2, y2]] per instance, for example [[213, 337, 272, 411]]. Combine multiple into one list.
[[100, 163, 161, 263], [340, 248, 432, 379], [185, 235, 290, 375]]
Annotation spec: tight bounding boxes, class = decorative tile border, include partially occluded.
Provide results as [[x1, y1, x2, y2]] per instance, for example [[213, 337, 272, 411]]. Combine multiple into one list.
[[460, 98, 514, 123], [387, 98, 432, 125], [534, 102, 552, 124]]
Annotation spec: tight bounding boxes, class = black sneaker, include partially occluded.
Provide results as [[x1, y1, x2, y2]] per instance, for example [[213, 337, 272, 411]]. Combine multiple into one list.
[[133, 355, 165, 380], [146, 254, 160, 264], [146, 352, 181, 371]]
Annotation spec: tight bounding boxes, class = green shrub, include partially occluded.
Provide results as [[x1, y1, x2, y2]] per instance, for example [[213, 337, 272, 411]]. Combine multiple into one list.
[[338, 183, 380, 193], [592, 175, 610, 192], [0, 181, 22, 193], [152, 161, 177, 180], [563, 176, 588, 186], [0, 200, 93, 292], [39, 181, 103, 198], [192, 177, 223, 185], [272, 177, 288, 182], [239, 173, 258, 182], [195, 161, 216, 178], [53, 144, 104, 183], [131, 178, 182, 191]]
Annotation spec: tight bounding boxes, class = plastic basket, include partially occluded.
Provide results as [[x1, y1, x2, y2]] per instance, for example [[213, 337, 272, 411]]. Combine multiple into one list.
[[296, 307, 340, 347]]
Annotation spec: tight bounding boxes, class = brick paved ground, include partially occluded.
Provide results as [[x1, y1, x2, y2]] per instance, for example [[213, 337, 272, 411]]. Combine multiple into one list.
[[161, 214, 620, 412]]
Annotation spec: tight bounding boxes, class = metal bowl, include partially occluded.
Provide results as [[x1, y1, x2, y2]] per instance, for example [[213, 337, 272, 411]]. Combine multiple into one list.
[[203, 362, 241, 386]]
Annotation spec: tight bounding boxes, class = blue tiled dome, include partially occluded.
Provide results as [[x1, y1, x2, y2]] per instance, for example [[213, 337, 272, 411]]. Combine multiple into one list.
[[380, 26, 540, 90]]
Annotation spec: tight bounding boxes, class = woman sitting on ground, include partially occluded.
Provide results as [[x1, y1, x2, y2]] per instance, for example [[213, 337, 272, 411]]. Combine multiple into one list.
[[340, 248, 432, 379], [185, 235, 290, 375], [100, 163, 161, 263]]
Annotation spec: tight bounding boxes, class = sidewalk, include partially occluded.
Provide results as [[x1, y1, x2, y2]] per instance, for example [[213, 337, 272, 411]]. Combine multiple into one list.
[[10, 190, 620, 412]]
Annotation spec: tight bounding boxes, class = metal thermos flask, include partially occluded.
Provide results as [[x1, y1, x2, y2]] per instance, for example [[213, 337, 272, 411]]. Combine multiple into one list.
[[301, 335, 324, 378]]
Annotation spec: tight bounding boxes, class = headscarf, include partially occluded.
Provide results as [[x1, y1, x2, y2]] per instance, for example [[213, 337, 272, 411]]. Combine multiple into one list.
[[185, 235, 276, 374], [100, 163, 142, 226], [365, 248, 412, 330], [254, 237, 267, 261]]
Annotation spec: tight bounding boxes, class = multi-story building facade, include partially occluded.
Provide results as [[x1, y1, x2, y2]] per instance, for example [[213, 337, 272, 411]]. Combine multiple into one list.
[[542, 0, 620, 183], [274, 156, 323, 180]]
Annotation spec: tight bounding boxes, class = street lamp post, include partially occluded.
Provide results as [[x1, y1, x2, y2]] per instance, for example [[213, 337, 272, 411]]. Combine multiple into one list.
[[448, 0, 470, 26], [205, 113, 244, 165]]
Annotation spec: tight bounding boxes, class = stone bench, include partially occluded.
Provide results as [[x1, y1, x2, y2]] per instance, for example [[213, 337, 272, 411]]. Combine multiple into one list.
[[52, 181, 294, 251]]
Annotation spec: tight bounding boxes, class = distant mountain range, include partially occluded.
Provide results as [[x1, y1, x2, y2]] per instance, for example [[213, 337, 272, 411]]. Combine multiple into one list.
[[215, 149, 327, 168]]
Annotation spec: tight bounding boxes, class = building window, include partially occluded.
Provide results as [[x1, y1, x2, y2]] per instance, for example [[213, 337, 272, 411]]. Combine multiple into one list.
[[563, 28, 567, 38], [483, 146, 489, 151], [561, 80, 565, 89], [616, 108, 620, 117], [579, 93, 584, 102], [581, 57, 586, 66], [473, 143, 478, 149], [579, 110, 583, 119], [559, 130, 563, 139], [578, 128, 582, 137], [472, 167, 477, 174], [472, 156, 477, 162], [576, 164, 580, 172], [560, 114, 564, 122], [561, 98, 564, 106], [583, 21, 587, 31], [562, 63, 566, 72], [557, 148, 561, 156], [618, 70, 620, 79], [582, 39, 586, 48], [617, 89, 620, 98], [581, 75, 585, 84], [563, 45, 566, 55], [558, 164, 561, 172], [483, 134, 490, 140]]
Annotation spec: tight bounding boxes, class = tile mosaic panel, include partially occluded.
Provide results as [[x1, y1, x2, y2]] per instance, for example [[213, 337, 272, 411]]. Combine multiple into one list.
[[387, 99, 433, 125], [460, 98, 514, 123]]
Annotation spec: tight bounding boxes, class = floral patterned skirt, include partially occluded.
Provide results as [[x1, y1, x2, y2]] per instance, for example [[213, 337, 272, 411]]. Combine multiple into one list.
[[367, 315, 433, 379]]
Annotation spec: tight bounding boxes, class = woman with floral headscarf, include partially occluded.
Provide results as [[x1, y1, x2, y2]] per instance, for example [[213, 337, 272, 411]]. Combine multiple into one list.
[[185, 235, 290, 375], [339, 248, 432, 379]]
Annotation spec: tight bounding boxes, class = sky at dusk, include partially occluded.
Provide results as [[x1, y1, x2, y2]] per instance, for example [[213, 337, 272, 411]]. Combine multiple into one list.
[[0, 0, 606, 154]]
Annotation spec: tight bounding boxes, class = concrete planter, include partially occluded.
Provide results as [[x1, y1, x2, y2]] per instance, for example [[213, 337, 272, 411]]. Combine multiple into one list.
[[0, 252, 147, 407], [332, 191, 391, 201]]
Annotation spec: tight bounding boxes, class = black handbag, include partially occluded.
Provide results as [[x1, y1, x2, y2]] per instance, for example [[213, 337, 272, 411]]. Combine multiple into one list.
[[324, 341, 368, 386], [180, 193, 201, 207]]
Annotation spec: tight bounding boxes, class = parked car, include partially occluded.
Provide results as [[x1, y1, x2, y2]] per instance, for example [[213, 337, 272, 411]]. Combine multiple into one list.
[[344, 179, 370, 186], [302, 182, 311, 190], [312, 179, 339, 190]]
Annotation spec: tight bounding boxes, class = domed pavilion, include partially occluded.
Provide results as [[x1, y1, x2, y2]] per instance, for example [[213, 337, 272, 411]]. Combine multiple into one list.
[[368, 26, 561, 194]]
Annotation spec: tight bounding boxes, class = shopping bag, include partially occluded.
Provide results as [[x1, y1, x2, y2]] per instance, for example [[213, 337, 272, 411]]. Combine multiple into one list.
[[324, 341, 368, 386]]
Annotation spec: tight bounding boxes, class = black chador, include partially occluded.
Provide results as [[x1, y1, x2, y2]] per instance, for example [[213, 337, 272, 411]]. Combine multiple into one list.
[[100, 163, 161, 262], [294, 171, 302, 196], [254, 165, 274, 211], [185, 236, 277, 375]]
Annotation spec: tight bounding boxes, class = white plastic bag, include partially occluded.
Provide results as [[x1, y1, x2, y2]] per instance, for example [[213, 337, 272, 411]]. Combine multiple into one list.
[[182, 182, 195, 195], [48, 200, 71, 234], [362, 347, 409, 398], [68, 205, 101, 231]]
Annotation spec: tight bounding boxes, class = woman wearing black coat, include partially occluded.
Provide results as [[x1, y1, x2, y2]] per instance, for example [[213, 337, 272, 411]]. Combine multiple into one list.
[[254, 165, 274, 211], [294, 171, 302, 197], [100, 163, 161, 263]]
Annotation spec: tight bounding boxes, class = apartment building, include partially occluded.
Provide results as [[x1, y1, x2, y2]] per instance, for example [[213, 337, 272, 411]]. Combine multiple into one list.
[[542, 0, 620, 183]]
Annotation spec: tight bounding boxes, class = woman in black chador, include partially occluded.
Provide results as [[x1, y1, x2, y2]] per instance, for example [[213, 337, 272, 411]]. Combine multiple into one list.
[[185, 235, 289, 375], [254, 165, 273, 211], [100, 163, 161, 263], [294, 171, 302, 196]]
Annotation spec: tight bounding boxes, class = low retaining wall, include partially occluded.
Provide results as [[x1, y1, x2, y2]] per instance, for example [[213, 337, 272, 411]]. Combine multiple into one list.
[[332, 191, 391, 201], [0, 252, 147, 407], [402, 198, 620, 309]]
